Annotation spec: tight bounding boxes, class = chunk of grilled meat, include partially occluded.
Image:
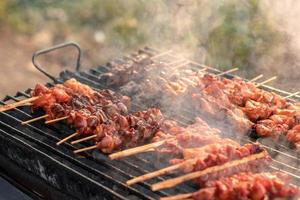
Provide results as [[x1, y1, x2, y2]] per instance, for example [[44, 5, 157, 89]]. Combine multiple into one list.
[[286, 124, 300, 149], [255, 119, 289, 138]]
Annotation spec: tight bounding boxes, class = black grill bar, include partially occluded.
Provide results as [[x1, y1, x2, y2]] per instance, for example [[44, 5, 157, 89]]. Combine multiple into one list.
[[0, 128, 124, 200], [0, 159, 45, 200]]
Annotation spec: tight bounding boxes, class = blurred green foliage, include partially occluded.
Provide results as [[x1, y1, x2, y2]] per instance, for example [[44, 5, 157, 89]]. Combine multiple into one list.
[[203, 0, 285, 69], [0, 0, 287, 71], [0, 0, 146, 45]]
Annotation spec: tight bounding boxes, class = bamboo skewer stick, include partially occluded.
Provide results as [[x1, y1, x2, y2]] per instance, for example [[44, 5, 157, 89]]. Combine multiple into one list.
[[216, 67, 239, 76], [256, 76, 277, 87], [71, 135, 97, 144], [145, 148, 155, 152], [168, 62, 198, 77], [21, 114, 49, 125], [0, 96, 38, 112], [167, 59, 187, 66], [284, 91, 299, 99], [109, 139, 170, 160], [45, 116, 69, 124], [73, 144, 98, 154], [160, 193, 193, 200], [151, 151, 268, 191], [151, 50, 173, 59], [127, 158, 197, 186], [74, 144, 158, 155], [56, 132, 79, 146], [172, 61, 190, 69], [248, 74, 263, 83], [197, 67, 207, 74]]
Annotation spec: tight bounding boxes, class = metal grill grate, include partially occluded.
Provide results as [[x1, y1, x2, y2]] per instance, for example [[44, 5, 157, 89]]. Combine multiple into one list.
[[59, 46, 300, 185], [0, 44, 300, 199]]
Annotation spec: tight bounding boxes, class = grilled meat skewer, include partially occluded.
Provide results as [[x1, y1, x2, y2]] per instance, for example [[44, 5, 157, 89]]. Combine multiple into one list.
[[192, 172, 298, 200], [31, 80, 169, 153], [151, 150, 270, 191], [164, 172, 298, 200], [109, 117, 222, 159], [126, 141, 267, 186]]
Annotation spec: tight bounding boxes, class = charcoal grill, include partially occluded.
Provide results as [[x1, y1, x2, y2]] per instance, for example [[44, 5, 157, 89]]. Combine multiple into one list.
[[0, 42, 300, 200]]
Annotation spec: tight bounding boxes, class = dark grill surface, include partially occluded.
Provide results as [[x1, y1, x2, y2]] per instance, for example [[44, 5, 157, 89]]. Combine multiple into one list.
[[0, 46, 300, 199]]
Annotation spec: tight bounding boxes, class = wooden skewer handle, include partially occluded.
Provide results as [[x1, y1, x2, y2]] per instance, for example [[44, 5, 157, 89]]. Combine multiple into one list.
[[21, 114, 49, 125], [109, 139, 168, 160], [73, 144, 98, 154], [56, 132, 79, 146], [217, 67, 239, 76], [256, 76, 277, 87], [0, 97, 38, 112], [198, 67, 207, 72], [71, 135, 97, 144], [45, 116, 69, 124], [284, 91, 299, 99], [151, 50, 173, 59], [248, 74, 263, 82], [127, 159, 196, 186]]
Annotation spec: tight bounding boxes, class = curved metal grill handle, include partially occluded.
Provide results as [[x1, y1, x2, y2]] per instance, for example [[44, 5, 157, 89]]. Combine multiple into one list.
[[32, 42, 82, 82]]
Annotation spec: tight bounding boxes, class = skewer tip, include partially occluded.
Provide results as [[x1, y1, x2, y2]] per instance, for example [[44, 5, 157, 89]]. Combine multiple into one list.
[[217, 67, 239, 76], [45, 116, 69, 124], [71, 134, 97, 145], [108, 139, 167, 160], [73, 144, 98, 154], [0, 96, 38, 112], [248, 74, 263, 83], [21, 114, 49, 125], [256, 76, 277, 87], [56, 132, 79, 146]]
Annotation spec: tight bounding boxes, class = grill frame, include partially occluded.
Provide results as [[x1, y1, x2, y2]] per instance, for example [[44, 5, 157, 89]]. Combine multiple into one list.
[[0, 43, 300, 199]]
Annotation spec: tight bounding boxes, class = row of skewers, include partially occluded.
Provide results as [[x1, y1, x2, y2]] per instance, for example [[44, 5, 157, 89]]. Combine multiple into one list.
[[0, 77, 299, 199], [110, 112, 297, 200], [100, 53, 300, 149], [184, 73, 300, 150]]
